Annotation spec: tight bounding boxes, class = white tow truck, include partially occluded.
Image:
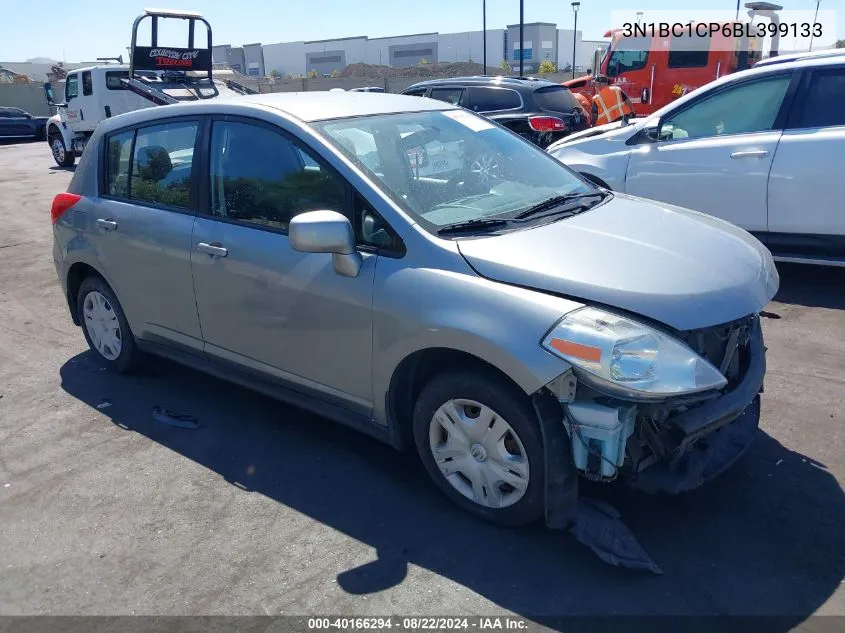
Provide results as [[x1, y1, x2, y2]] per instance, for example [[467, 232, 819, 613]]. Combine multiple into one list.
[[44, 8, 256, 167]]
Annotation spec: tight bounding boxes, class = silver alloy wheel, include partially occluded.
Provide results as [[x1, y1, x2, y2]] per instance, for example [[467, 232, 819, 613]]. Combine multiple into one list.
[[82, 291, 122, 361], [469, 155, 500, 183], [51, 138, 65, 165], [429, 399, 530, 509]]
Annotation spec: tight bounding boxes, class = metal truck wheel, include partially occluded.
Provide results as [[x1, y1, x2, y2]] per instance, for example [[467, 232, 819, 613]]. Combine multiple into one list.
[[413, 370, 545, 526], [50, 133, 75, 168]]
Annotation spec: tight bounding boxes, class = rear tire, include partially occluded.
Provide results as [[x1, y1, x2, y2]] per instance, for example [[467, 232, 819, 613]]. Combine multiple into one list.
[[49, 132, 74, 168], [77, 276, 139, 373], [413, 369, 545, 527]]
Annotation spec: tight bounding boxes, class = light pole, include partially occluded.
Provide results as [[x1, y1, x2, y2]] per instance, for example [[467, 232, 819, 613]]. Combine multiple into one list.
[[519, 0, 524, 77], [571, 2, 580, 79], [809, 0, 821, 50], [482, 0, 487, 73]]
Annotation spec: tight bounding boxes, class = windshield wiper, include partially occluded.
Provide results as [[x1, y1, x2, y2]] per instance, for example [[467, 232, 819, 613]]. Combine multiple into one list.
[[514, 191, 609, 221], [437, 217, 511, 236]]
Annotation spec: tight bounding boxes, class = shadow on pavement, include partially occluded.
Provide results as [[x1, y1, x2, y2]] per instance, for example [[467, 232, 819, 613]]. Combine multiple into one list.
[[60, 351, 845, 629], [774, 263, 845, 310]]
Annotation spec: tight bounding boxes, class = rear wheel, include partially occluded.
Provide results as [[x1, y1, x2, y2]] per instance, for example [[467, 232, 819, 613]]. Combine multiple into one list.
[[77, 276, 139, 373], [49, 131, 74, 168], [413, 370, 545, 526]]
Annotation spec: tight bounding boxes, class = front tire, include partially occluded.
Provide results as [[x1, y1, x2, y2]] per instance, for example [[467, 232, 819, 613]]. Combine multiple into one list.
[[77, 276, 139, 373], [413, 370, 545, 526], [49, 132, 74, 168]]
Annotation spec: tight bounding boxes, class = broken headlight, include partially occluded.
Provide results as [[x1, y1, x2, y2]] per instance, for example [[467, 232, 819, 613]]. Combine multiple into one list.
[[542, 307, 727, 399]]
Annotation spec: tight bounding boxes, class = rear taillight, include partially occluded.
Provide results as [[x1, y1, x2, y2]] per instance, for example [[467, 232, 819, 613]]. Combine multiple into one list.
[[528, 116, 566, 132], [51, 193, 81, 224]]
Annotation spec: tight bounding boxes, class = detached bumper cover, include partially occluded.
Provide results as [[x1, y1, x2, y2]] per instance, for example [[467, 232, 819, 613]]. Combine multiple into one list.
[[629, 320, 766, 494]]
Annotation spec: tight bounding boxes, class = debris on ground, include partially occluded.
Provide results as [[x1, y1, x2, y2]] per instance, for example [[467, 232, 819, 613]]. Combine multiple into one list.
[[569, 498, 663, 575], [152, 406, 200, 429]]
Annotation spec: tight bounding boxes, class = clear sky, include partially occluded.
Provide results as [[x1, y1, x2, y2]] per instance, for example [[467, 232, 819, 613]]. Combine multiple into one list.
[[0, 0, 841, 62]]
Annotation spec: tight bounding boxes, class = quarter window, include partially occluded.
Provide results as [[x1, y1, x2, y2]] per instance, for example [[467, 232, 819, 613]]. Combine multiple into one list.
[[106, 130, 134, 197], [793, 69, 845, 129], [661, 75, 792, 140], [467, 87, 521, 112], [82, 71, 93, 96], [208, 121, 346, 232], [130, 121, 198, 208]]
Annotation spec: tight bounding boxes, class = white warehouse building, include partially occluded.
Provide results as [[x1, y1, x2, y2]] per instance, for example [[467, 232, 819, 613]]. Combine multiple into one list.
[[214, 22, 607, 78]]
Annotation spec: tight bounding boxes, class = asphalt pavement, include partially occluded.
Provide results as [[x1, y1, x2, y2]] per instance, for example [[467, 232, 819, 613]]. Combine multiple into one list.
[[1, 140, 843, 627]]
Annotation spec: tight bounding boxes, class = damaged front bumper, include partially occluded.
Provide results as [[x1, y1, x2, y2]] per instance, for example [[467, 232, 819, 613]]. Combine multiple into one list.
[[548, 315, 766, 494]]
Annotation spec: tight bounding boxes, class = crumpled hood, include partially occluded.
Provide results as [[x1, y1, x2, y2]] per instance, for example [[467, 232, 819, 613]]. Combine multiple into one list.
[[457, 194, 779, 331]]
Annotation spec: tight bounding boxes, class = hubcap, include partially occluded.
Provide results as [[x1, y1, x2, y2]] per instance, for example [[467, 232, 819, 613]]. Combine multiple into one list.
[[82, 291, 122, 361], [51, 139, 65, 163], [429, 399, 530, 509]]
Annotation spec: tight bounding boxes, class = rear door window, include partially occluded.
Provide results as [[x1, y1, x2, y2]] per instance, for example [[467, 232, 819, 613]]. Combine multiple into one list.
[[130, 121, 198, 209], [466, 87, 521, 112], [429, 87, 465, 105], [791, 68, 845, 129], [533, 86, 579, 113]]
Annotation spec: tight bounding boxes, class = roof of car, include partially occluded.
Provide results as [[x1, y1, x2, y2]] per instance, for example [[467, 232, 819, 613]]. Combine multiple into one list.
[[754, 49, 845, 68], [404, 75, 560, 91], [97, 91, 458, 131]]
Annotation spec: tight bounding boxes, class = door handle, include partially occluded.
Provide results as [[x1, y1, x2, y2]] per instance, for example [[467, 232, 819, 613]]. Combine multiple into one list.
[[197, 242, 228, 258], [730, 150, 769, 159], [96, 218, 118, 231]]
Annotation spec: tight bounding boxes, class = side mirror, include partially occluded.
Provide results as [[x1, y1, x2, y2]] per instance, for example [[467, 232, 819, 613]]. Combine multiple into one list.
[[592, 48, 603, 75], [289, 210, 362, 278], [645, 120, 673, 142], [43, 82, 55, 106]]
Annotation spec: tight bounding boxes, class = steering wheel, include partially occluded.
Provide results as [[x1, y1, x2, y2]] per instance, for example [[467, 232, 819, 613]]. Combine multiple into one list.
[[446, 152, 502, 190]]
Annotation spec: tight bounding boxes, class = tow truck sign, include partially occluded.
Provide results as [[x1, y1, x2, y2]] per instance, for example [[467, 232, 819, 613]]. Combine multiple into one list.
[[132, 46, 211, 71]]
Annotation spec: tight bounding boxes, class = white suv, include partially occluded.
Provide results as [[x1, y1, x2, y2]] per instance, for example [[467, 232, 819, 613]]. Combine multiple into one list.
[[548, 52, 845, 266]]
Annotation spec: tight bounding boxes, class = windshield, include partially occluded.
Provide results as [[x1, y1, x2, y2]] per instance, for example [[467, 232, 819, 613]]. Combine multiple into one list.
[[313, 109, 591, 232]]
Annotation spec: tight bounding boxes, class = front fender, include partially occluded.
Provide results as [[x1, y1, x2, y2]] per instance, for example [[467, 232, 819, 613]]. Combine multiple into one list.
[[371, 257, 583, 426], [46, 114, 73, 148]]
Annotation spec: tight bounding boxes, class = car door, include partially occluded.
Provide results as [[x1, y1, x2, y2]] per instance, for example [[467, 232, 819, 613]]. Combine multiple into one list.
[[766, 65, 845, 259], [0, 108, 14, 137], [625, 72, 796, 232], [5, 109, 32, 136], [190, 117, 377, 415], [95, 118, 204, 352]]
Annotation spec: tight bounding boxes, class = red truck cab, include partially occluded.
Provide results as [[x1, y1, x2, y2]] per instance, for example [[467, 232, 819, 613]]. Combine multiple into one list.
[[564, 2, 780, 118]]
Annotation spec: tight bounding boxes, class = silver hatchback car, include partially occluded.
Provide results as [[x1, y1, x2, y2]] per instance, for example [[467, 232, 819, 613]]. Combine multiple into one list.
[[52, 92, 779, 528]]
